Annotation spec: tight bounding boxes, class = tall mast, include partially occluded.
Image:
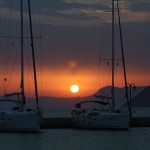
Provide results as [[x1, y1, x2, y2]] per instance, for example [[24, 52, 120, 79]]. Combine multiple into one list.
[[20, 0, 25, 107], [28, 0, 39, 110], [112, 0, 115, 110], [116, 0, 130, 109]]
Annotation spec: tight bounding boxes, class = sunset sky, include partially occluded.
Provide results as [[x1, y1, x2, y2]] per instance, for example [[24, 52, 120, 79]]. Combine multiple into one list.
[[0, 0, 149, 98]]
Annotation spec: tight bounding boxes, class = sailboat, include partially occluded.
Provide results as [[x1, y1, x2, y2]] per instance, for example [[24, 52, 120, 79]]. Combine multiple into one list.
[[71, 0, 130, 129], [0, 0, 42, 132]]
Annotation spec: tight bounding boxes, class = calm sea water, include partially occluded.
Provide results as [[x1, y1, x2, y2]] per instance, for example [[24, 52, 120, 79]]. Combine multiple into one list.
[[0, 128, 150, 150], [0, 107, 150, 150]]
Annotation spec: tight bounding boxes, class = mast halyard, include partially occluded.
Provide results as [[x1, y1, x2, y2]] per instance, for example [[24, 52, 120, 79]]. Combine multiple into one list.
[[20, 0, 26, 108], [111, 0, 115, 110]]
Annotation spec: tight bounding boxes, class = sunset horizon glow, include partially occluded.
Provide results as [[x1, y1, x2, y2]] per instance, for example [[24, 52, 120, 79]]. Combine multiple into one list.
[[0, 68, 149, 98]]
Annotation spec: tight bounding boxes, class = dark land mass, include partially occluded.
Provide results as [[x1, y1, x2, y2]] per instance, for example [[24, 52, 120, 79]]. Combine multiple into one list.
[[0, 86, 149, 109], [130, 86, 150, 107], [39, 86, 147, 109]]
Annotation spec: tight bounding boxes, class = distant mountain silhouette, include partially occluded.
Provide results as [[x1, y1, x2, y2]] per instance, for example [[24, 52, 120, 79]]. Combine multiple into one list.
[[39, 96, 92, 109], [0, 86, 147, 109], [39, 86, 145, 109], [129, 86, 150, 107]]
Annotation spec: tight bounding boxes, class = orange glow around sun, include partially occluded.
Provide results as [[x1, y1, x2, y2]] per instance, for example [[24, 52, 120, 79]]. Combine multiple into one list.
[[0, 68, 149, 98]]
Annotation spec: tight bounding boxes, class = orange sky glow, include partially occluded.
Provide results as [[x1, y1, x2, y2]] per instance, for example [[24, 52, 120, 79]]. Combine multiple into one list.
[[0, 67, 149, 98]]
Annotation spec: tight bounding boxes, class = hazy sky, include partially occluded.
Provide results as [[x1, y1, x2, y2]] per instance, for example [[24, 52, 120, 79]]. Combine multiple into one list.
[[0, 0, 149, 98]]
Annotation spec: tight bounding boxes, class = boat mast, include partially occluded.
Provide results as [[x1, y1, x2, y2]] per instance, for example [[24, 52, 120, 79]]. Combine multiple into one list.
[[116, 0, 130, 109], [112, 0, 115, 110], [28, 0, 39, 110], [20, 0, 26, 108]]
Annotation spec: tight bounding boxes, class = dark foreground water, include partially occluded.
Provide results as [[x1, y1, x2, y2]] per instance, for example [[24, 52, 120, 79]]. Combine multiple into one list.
[[0, 128, 150, 150], [0, 107, 150, 150]]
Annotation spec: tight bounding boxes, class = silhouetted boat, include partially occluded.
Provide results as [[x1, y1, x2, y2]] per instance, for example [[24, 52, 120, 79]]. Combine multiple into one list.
[[71, 0, 130, 129], [0, 0, 42, 132]]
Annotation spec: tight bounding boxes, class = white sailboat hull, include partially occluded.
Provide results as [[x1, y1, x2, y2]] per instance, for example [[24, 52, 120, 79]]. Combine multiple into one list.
[[0, 111, 40, 132], [72, 111, 129, 129]]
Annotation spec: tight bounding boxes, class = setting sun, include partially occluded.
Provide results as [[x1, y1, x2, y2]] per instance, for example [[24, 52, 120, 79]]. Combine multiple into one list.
[[70, 85, 79, 93]]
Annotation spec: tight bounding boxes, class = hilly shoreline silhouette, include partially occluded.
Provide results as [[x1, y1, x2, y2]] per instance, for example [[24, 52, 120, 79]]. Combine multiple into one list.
[[1, 86, 149, 109], [39, 86, 148, 109]]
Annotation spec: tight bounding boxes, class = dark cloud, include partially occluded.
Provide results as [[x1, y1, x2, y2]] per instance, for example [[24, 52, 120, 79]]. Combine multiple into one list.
[[128, 2, 150, 12], [40, 0, 109, 20]]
